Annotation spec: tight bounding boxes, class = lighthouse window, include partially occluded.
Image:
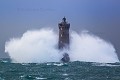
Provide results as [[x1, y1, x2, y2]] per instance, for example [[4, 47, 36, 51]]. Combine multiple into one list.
[[61, 34, 62, 37]]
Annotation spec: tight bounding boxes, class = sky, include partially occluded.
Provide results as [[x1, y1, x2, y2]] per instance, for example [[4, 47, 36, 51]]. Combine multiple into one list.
[[0, 0, 120, 58]]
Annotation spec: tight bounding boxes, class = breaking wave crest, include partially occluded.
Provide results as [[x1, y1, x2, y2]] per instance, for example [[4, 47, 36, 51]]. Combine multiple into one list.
[[5, 28, 119, 63]]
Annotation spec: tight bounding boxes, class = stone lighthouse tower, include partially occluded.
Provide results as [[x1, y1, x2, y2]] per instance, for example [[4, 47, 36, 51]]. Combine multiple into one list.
[[58, 17, 70, 49], [58, 17, 70, 62]]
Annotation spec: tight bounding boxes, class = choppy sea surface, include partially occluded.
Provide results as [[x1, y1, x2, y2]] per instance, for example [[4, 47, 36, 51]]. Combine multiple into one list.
[[0, 58, 120, 80]]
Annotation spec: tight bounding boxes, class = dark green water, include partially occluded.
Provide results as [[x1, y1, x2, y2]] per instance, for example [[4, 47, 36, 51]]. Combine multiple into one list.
[[0, 58, 120, 80]]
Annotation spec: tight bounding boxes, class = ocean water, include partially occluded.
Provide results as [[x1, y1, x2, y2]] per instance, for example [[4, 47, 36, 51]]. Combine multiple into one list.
[[0, 58, 120, 80]]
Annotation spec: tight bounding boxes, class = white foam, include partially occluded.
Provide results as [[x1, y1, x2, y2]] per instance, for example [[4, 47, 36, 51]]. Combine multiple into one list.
[[92, 63, 120, 67], [36, 77, 47, 80], [53, 63, 64, 66], [62, 73, 68, 76]]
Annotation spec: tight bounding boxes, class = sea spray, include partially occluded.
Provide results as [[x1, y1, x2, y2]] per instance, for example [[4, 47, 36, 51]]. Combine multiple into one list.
[[70, 31, 119, 63], [5, 29, 61, 63], [5, 28, 119, 63]]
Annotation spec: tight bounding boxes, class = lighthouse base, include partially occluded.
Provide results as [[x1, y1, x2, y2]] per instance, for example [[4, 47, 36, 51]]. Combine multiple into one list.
[[61, 53, 70, 62]]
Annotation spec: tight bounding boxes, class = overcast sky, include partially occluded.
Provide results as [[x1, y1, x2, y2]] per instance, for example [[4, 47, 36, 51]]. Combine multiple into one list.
[[0, 0, 120, 58]]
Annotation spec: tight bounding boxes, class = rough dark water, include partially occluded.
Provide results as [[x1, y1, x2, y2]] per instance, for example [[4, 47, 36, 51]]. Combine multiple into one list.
[[0, 58, 120, 80]]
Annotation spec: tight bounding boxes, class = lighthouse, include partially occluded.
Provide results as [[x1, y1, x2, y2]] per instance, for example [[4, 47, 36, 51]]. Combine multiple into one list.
[[58, 17, 70, 62]]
